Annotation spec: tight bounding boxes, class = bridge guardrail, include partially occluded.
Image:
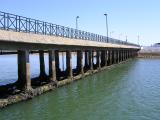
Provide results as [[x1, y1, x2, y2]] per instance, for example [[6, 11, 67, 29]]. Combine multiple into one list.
[[0, 11, 139, 47]]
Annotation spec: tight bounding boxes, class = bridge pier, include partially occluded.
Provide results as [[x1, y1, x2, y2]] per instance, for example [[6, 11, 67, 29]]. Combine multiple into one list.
[[39, 50, 47, 81], [117, 50, 120, 63], [17, 50, 32, 91], [105, 50, 108, 66], [49, 50, 57, 83], [101, 50, 106, 67], [66, 50, 73, 79], [109, 50, 112, 65], [55, 50, 61, 79], [97, 50, 101, 69], [112, 50, 115, 64], [89, 50, 93, 72], [77, 50, 84, 75], [84, 50, 89, 70], [114, 50, 117, 64], [107, 50, 110, 65]]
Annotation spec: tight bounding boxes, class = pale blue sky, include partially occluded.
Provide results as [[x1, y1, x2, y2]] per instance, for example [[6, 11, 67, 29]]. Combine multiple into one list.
[[1, 0, 160, 46]]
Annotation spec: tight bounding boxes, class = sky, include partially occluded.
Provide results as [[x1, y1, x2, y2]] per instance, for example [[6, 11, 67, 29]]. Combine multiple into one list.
[[1, 0, 160, 46]]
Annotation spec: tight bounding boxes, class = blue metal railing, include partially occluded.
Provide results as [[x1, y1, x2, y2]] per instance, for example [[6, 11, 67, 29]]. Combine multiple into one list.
[[0, 11, 139, 47]]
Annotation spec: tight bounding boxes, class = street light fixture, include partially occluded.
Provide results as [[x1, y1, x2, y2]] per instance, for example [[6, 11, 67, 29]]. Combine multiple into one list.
[[76, 16, 79, 30], [104, 13, 109, 42]]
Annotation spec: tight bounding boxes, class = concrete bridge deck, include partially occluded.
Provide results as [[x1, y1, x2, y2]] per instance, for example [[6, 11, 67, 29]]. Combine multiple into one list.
[[0, 30, 139, 50]]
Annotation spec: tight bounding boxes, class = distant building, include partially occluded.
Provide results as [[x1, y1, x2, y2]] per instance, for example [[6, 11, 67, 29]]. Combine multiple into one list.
[[153, 43, 160, 47]]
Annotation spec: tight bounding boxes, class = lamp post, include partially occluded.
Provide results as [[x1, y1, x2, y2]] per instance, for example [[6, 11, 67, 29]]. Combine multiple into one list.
[[76, 16, 79, 30], [104, 13, 108, 42]]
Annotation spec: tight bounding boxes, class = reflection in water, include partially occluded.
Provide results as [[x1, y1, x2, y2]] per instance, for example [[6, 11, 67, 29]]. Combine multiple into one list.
[[0, 58, 160, 120]]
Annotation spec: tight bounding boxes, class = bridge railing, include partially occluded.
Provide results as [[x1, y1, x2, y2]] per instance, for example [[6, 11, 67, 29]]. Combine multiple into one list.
[[0, 11, 139, 47]]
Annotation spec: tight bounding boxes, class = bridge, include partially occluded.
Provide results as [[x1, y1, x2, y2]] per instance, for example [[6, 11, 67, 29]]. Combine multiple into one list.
[[0, 11, 140, 108]]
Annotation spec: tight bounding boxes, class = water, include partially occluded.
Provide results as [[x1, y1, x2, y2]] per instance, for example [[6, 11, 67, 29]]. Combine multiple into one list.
[[0, 56, 160, 120]]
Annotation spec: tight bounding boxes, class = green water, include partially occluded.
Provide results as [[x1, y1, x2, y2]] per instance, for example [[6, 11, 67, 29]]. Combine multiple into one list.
[[0, 59, 160, 120]]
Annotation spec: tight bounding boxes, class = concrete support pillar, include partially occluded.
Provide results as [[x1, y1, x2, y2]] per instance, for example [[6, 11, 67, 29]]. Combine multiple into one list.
[[121, 50, 123, 61], [117, 50, 119, 63], [39, 50, 46, 79], [101, 50, 106, 67], [124, 50, 126, 60], [17, 50, 32, 91], [55, 50, 60, 74], [110, 50, 112, 65], [126, 50, 128, 59], [114, 50, 117, 63], [105, 50, 108, 66], [89, 50, 93, 71], [66, 50, 73, 78], [119, 50, 121, 62], [77, 50, 84, 75], [129, 50, 131, 58], [123, 50, 125, 61], [125, 50, 127, 60], [97, 50, 101, 69], [107, 50, 110, 65], [112, 50, 115, 64], [49, 50, 57, 83], [85, 51, 89, 68]]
